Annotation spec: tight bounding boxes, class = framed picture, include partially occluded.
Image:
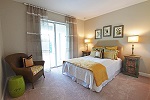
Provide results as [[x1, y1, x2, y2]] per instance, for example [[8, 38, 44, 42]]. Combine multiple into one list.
[[113, 25, 124, 38], [95, 29, 102, 39], [103, 25, 112, 37]]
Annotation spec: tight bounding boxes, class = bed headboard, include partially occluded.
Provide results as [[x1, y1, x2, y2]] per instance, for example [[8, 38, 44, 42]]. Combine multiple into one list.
[[94, 40, 123, 59]]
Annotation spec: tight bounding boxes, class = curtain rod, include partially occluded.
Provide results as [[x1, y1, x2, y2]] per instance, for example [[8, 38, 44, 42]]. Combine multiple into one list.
[[24, 3, 46, 10], [46, 9, 75, 18], [23, 3, 74, 18]]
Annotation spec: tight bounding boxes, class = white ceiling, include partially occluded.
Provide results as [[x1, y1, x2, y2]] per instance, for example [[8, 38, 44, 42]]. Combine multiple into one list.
[[13, 0, 147, 20]]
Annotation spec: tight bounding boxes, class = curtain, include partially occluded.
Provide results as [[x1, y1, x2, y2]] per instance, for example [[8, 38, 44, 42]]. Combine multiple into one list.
[[40, 20, 52, 71], [26, 4, 48, 60], [65, 16, 78, 59]]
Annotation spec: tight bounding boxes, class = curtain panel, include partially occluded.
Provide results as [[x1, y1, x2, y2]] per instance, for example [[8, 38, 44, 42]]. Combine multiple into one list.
[[26, 4, 48, 60], [65, 16, 78, 58]]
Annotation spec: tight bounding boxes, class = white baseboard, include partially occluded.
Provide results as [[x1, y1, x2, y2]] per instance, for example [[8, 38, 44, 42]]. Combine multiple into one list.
[[1, 77, 9, 100], [139, 72, 150, 78]]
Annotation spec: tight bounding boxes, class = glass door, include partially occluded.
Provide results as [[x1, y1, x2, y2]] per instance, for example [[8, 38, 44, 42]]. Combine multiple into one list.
[[41, 22, 56, 71], [41, 21, 67, 71], [56, 24, 67, 66]]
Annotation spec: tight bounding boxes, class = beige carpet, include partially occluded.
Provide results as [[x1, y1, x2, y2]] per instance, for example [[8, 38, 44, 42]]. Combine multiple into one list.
[[5, 67, 150, 100]]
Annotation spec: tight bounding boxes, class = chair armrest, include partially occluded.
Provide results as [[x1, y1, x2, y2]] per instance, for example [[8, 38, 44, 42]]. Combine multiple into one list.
[[16, 68, 32, 76], [10, 63, 33, 80], [33, 61, 45, 66]]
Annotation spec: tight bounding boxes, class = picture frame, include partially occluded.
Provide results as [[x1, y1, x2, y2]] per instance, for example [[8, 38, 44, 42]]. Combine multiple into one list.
[[113, 25, 124, 38], [95, 29, 102, 39], [103, 25, 112, 37]]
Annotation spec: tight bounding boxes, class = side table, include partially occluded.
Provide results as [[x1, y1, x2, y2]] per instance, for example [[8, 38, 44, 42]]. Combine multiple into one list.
[[82, 51, 91, 56], [123, 55, 141, 78], [8, 75, 25, 98]]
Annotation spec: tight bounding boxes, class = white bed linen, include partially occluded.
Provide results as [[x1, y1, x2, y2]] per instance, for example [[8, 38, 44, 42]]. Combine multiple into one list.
[[62, 56, 122, 92]]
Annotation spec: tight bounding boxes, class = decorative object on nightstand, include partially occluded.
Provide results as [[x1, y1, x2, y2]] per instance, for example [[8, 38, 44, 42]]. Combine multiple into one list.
[[82, 51, 91, 56], [128, 35, 139, 56], [123, 55, 141, 78], [84, 38, 91, 51]]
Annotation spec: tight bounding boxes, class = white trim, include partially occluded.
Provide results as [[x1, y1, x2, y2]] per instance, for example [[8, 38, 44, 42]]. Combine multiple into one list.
[[1, 77, 10, 100], [139, 72, 150, 78]]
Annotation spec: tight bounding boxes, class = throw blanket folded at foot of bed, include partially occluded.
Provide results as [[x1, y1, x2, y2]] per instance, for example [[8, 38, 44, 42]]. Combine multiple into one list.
[[63, 58, 108, 87]]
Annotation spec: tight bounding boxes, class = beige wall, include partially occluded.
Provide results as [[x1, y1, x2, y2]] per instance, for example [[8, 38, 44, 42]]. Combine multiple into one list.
[[1, 0, 26, 57], [77, 19, 85, 57], [0, 16, 6, 100], [0, 17, 4, 100], [84, 1, 150, 74], [47, 12, 65, 23]]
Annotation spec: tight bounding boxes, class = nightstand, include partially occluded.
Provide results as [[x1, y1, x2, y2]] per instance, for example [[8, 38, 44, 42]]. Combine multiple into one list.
[[82, 51, 91, 56], [123, 55, 141, 78]]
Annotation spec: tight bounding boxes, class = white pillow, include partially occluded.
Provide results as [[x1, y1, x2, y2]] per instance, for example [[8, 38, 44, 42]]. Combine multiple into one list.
[[90, 51, 96, 57], [95, 51, 101, 58]]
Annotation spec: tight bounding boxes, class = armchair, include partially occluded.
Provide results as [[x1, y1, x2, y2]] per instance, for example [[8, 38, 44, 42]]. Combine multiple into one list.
[[5, 53, 45, 89]]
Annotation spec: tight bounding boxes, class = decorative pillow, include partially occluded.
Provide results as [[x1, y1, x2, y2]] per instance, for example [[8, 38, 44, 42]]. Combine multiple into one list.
[[104, 46, 119, 60], [91, 46, 104, 58], [95, 51, 101, 58], [104, 50, 118, 60], [92, 46, 104, 51], [101, 49, 104, 59], [104, 51, 116, 60], [105, 46, 118, 50], [90, 51, 96, 57], [23, 55, 34, 67]]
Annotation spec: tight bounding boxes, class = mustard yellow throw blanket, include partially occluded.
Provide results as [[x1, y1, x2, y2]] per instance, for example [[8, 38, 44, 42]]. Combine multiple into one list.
[[64, 58, 108, 87]]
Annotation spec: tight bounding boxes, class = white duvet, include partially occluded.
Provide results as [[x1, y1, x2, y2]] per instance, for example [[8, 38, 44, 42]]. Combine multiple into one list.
[[62, 56, 122, 92]]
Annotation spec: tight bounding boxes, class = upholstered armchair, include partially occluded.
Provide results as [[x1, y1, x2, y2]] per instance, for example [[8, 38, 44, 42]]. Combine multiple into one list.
[[5, 53, 45, 89]]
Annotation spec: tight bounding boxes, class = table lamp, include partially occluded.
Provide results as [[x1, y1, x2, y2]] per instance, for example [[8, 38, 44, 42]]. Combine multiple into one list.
[[128, 35, 139, 56], [84, 38, 91, 51]]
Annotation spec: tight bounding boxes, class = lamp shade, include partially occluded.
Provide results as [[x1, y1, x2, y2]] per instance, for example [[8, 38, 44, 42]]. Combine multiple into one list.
[[84, 38, 91, 43], [128, 36, 139, 43]]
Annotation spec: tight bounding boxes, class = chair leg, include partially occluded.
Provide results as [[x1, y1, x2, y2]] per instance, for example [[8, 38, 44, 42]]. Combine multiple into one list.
[[32, 83, 34, 89], [43, 74, 45, 78]]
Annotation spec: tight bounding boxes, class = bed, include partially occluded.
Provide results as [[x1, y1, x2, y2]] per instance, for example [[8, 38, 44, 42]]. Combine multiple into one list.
[[62, 40, 122, 92]]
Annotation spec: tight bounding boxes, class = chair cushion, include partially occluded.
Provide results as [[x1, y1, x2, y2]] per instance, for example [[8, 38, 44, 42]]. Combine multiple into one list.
[[31, 65, 44, 76], [23, 55, 34, 67]]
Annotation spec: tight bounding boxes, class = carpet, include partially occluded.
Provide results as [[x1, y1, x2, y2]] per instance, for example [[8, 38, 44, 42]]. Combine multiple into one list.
[[5, 67, 150, 100]]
